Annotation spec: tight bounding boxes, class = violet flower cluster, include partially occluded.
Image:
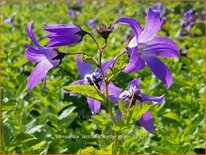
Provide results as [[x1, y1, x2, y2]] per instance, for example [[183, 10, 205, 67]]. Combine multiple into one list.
[[24, 8, 178, 133]]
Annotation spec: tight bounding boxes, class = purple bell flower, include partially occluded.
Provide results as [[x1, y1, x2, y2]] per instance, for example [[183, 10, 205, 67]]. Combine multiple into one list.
[[44, 24, 87, 47], [114, 8, 179, 88], [68, 9, 76, 18], [4, 17, 14, 26], [183, 9, 195, 27], [116, 78, 165, 133], [69, 56, 121, 115], [86, 19, 97, 30], [24, 21, 65, 91]]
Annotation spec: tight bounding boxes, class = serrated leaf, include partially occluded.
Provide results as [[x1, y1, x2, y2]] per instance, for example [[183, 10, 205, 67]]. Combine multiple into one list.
[[64, 84, 105, 102], [127, 102, 153, 123]]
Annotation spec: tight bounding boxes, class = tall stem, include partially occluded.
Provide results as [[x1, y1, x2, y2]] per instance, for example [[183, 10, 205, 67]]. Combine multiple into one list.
[[87, 33, 117, 151]]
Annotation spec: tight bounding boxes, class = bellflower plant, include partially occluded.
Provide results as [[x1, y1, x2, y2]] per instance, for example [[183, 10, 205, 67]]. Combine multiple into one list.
[[25, 6, 178, 153], [24, 21, 65, 91], [114, 8, 179, 88]]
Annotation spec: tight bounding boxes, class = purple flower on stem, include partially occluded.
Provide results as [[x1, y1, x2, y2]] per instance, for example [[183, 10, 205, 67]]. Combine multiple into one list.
[[114, 8, 179, 88], [69, 56, 121, 114], [116, 78, 165, 133], [183, 9, 195, 27], [68, 9, 76, 18], [24, 21, 65, 91], [86, 19, 97, 30], [44, 24, 87, 47], [4, 17, 14, 26]]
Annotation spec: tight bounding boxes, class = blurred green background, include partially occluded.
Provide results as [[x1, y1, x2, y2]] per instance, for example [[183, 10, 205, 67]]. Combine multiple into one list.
[[1, 1, 205, 154]]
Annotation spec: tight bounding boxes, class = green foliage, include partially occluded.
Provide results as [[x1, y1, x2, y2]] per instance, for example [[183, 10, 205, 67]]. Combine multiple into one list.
[[114, 102, 153, 132], [64, 84, 106, 102], [2, 1, 205, 154]]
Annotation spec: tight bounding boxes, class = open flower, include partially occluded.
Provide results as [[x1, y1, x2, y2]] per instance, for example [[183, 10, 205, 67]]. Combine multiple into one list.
[[114, 8, 179, 88], [116, 78, 165, 133], [44, 24, 87, 47], [69, 55, 121, 114], [24, 21, 65, 91]]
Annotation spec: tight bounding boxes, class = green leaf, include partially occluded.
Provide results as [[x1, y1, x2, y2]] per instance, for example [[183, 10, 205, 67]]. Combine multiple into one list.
[[164, 112, 180, 122], [58, 106, 76, 120], [13, 57, 28, 67], [10, 133, 37, 146], [114, 102, 153, 132], [118, 99, 126, 116], [127, 102, 153, 123], [64, 84, 105, 102]]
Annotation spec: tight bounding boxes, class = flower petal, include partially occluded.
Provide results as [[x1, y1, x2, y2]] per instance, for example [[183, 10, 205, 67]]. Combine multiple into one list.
[[114, 17, 142, 48], [139, 8, 162, 43], [140, 93, 165, 105], [102, 59, 115, 75], [24, 44, 46, 62], [115, 110, 122, 121], [123, 47, 145, 73], [76, 55, 93, 78], [100, 82, 121, 104], [114, 17, 142, 38], [108, 82, 122, 104], [87, 97, 101, 115], [44, 24, 80, 32], [142, 37, 179, 58], [128, 78, 141, 91], [128, 36, 137, 49], [46, 34, 82, 47], [100, 82, 121, 95], [28, 61, 53, 91], [96, 59, 115, 76], [44, 24, 83, 47], [139, 111, 154, 133], [27, 21, 41, 47], [143, 56, 172, 88]]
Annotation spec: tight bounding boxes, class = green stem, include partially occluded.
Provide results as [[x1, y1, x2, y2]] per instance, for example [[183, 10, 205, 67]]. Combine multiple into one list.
[[64, 51, 89, 56], [114, 131, 119, 153], [87, 32, 117, 151], [86, 32, 102, 52], [127, 93, 135, 110], [111, 50, 127, 68]]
